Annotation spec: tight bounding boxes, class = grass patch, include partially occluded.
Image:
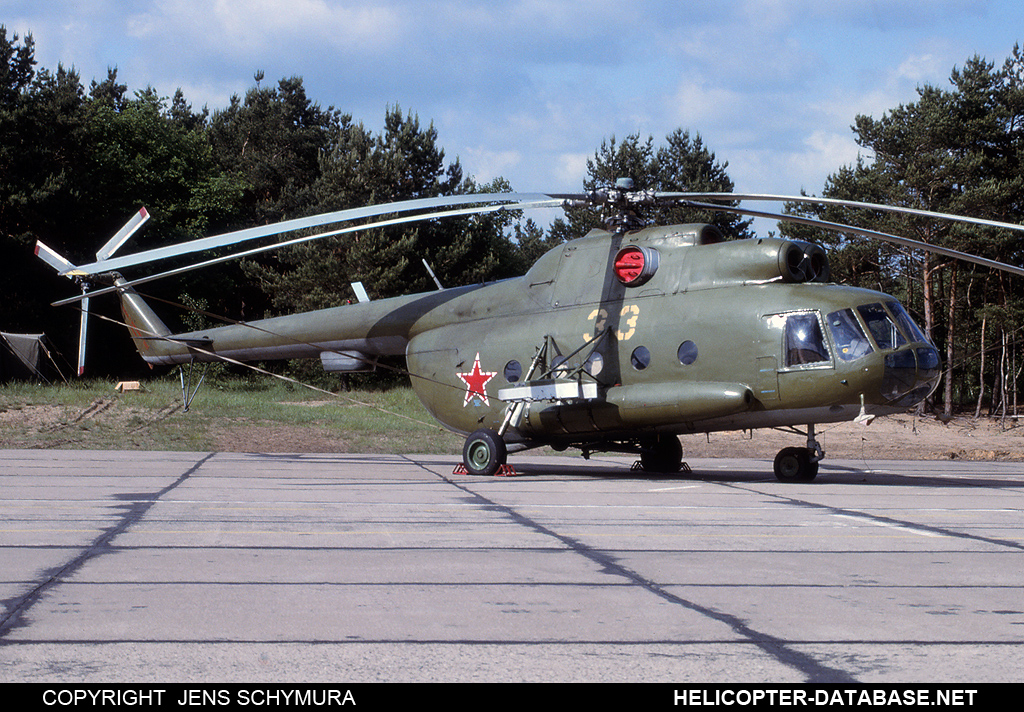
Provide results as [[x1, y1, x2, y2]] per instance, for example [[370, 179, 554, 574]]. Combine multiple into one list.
[[0, 376, 463, 454]]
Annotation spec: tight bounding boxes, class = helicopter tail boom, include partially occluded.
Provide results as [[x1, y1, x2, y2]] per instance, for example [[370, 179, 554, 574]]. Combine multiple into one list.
[[111, 275, 478, 372]]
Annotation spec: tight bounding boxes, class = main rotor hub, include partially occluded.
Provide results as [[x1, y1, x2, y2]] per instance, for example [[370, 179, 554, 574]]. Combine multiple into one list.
[[565, 178, 662, 232]]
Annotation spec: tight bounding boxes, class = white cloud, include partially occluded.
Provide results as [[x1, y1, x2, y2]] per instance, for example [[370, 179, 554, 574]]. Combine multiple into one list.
[[553, 153, 591, 188], [128, 0, 405, 57], [666, 81, 745, 129], [461, 148, 523, 184], [797, 131, 862, 182], [895, 53, 948, 83]]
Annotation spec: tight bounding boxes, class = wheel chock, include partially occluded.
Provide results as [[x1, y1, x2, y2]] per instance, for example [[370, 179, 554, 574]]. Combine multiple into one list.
[[452, 463, 519, 476]]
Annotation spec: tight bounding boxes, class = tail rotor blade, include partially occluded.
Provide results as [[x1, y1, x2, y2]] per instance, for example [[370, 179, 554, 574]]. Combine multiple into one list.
[[37, 208, 152, 376], [35, 241, 78, 275], [96, 207, 150, 261], [78, 290, 90, 377]]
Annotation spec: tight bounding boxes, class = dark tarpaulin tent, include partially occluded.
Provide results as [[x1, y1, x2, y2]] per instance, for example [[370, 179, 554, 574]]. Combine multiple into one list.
[[0, 332, 67, 383]]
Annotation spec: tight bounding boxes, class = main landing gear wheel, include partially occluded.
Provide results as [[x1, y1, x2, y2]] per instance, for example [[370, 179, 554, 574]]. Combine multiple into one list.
[[640, 434, 684, 473], [773, 446, 819, 482], [462, 428, 507, 476]]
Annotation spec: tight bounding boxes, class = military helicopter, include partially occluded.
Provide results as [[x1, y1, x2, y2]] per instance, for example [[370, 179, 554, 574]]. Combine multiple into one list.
[[36, 182, 1024, 481]]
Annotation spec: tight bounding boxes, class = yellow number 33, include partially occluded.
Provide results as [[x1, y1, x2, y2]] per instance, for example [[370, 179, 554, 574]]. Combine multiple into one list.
[[585, 304, 640, 342]]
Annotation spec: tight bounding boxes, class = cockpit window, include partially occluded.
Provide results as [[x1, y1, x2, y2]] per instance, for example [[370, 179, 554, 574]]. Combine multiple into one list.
[[857, 303, 906, 350], [784, 312, 830, 367], [886, 301, 931, 345], [827, 309, 873, 361]]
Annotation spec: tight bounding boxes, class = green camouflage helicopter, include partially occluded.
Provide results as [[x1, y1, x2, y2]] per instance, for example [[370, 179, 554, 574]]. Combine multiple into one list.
[[36, 183, 1024, 481]]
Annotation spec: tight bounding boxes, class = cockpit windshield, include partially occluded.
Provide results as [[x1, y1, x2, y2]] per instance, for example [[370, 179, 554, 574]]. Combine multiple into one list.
[[856, 302, 932, 351], [823, 301, 930, 363], [857, 303, 906, 350], [886, 301, 932, 345]]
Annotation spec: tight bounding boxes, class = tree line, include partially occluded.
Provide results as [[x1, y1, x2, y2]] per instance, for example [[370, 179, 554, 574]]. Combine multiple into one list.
[[2, 27, 1021, 416]]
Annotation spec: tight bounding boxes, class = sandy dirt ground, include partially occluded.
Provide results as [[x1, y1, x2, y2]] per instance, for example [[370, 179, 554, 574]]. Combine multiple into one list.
[[674, 412, 1024, 462]]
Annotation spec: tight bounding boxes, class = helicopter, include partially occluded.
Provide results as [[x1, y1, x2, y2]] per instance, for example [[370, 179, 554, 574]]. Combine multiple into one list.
[[35, 181, 1024, 481]]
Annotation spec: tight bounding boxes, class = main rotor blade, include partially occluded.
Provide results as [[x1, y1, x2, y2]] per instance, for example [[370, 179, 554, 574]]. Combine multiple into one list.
[[682, 200, 1024, 278], [52, 198, 566, 306], [659, 192, 1024, 235], [70, 193, 557, 276]]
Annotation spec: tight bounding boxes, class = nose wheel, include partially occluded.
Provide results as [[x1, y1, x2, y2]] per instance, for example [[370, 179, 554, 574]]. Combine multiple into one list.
[[773, 447, 819, 481], [773, 424, 823, 482]]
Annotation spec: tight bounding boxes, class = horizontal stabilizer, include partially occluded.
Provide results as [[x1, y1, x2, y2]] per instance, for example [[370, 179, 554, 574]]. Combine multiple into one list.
[[321, 350, 377, 372]]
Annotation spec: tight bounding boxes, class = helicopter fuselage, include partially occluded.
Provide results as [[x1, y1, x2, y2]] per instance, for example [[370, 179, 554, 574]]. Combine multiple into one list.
[[121, 222, 940, 473]]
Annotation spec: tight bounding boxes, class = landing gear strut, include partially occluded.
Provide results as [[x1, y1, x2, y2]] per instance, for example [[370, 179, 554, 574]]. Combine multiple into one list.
[[462, 428, 508, 476], [772, 424, 823, 482]]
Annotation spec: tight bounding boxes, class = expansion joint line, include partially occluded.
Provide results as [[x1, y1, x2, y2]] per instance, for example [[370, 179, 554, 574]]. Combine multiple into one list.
[[418, 460, 856, 683], [0, 453, 216, 641]]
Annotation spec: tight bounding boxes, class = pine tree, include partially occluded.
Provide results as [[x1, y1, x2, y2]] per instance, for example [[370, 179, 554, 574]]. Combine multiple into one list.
[[553, 130, 752, 240]]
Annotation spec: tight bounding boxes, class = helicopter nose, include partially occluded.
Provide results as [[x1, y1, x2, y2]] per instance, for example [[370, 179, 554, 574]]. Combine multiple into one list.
[[880, 345, 941, 406]]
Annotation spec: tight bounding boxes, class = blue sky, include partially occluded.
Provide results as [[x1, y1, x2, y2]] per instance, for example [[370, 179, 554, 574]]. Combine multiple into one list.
[[5, 1, 1024, 234]]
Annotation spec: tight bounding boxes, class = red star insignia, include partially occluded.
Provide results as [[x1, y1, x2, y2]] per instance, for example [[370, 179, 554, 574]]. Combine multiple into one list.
[[457, 353, 496, 406]]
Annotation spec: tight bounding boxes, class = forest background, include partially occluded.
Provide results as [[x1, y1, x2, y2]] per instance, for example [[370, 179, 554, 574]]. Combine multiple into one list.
[[2, 27, 1022, 419]]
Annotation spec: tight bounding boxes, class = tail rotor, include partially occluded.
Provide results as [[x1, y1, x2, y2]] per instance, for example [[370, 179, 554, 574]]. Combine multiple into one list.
[[34, 208, 150, 376]]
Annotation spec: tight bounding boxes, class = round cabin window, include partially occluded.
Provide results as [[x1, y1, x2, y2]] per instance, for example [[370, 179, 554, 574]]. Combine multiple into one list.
[[630, 345, 651, 370], [678, 340, 698, 365]]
